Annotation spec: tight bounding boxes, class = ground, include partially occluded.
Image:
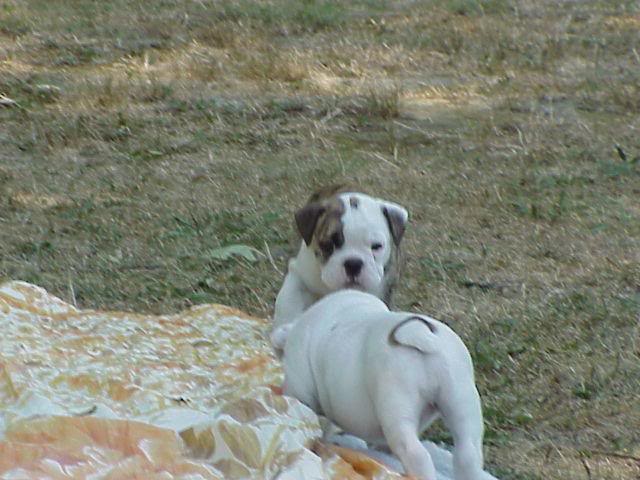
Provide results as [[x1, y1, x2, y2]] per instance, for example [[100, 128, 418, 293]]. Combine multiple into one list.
[[0, 0, 639, 478]]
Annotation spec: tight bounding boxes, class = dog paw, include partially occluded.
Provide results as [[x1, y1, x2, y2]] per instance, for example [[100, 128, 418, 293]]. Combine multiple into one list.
[[270, 324, 293, 350]]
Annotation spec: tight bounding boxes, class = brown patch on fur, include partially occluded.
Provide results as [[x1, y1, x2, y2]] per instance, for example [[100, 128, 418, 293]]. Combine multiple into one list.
[[349, 196, 359, 209], [295, 185, 352, 252], [310, 195, 345, 263]]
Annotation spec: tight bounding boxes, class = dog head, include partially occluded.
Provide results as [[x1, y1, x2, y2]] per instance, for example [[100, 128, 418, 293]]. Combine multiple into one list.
[[295, 186, 408, 299]]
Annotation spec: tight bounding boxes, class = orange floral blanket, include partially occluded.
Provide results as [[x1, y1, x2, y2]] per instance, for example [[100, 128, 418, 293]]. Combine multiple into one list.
[[0, 281, 404, 479]]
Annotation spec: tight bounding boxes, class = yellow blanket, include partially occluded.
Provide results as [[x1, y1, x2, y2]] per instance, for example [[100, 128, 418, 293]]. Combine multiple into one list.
[[0, 281, 403, 479]]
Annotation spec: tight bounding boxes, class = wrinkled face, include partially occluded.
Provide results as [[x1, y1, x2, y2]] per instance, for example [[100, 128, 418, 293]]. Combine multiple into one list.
[[296, 192, 408, 295]]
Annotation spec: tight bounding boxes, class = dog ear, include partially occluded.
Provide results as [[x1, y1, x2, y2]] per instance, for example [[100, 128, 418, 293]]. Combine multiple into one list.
[[381, 201, 408, 246], [295, 202, 325, 246]]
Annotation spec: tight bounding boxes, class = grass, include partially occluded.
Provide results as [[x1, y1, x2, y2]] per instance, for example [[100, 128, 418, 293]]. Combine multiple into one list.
[[1, 0, 639, 478]]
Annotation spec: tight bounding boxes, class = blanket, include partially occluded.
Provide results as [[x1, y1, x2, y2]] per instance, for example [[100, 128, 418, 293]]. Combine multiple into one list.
[[0, 281, 498, 479]]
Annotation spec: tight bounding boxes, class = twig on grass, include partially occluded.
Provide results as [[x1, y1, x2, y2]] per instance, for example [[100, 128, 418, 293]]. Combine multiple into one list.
[[68, 277, 77, 308], [392, 120, 459, 140], [580, 456, 592, 480], [582, 449, 640, 463], [263, 241, 283, 275], [0, 95, 22, 109], [355, 150, 400, 169]]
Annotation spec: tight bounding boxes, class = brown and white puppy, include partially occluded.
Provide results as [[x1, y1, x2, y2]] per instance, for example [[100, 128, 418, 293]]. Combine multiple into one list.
[[272, 186, 408, 334]]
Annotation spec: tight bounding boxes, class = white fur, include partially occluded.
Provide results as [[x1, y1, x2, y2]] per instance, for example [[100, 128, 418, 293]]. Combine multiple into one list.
[[277, 290, 487, 480], [272, 192, 407, 332]]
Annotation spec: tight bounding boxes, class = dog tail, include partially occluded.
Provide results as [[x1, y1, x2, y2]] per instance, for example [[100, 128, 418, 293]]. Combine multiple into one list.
[[389, 316, 439, 354]]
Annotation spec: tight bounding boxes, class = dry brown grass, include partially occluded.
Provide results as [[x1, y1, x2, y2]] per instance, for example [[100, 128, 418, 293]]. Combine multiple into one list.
[[1, 0, 639, 478]]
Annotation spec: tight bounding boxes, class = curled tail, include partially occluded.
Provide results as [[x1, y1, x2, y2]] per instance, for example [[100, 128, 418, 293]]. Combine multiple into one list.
[[389, 316, 439, 353]]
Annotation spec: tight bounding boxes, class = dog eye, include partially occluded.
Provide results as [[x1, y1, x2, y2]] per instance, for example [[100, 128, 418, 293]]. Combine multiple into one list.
[[319, 240, 333, 255], [371, 242, 383, 251], [331, 231, 344, 249]]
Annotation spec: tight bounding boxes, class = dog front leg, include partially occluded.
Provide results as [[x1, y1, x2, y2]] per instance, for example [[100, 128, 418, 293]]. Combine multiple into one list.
[[273, 272, 316, 328]]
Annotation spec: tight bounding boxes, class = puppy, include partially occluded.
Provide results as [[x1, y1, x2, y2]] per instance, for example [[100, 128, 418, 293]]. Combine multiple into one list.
[[272, 186, 408, 331], [272, 290, 486, 480]]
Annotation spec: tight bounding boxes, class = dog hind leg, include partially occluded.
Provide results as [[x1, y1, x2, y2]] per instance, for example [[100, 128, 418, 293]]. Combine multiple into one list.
[[376, 392, 437, 480], [440, 388, 485, 480], [382, 420, 436, 480]]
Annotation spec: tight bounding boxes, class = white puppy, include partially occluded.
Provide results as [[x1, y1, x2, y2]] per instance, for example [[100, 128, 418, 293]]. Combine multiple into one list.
[[273, 186, 408, 332], [273, 290, 486, 480]]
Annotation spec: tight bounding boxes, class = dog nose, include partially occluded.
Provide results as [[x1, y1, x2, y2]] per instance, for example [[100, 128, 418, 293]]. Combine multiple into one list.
[[344, 258, 364, 278]]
